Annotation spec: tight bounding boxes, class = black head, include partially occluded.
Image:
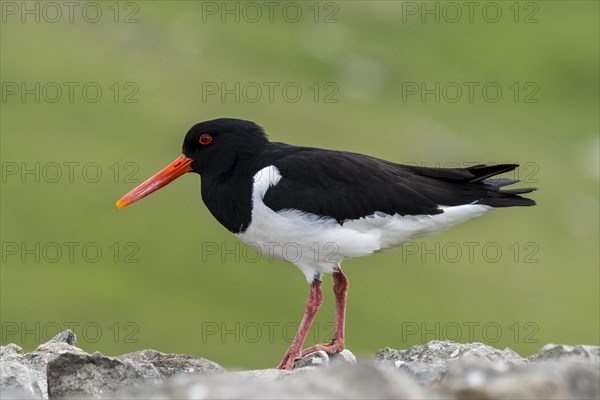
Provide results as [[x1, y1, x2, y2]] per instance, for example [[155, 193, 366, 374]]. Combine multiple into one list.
[[116, 118, 269, 209], [182, 118, 269, 175]]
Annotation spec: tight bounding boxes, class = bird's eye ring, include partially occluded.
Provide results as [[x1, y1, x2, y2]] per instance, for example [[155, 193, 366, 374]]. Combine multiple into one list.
[[199, 133, 213, 145]]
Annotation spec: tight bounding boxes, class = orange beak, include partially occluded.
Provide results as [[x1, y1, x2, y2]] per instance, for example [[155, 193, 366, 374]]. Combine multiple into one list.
[[116, 154, 193, 209]]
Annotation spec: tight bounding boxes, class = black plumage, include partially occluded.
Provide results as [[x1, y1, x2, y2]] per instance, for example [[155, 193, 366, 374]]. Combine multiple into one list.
[[179, 119, 535, 232], [261, 147, 535, 224]]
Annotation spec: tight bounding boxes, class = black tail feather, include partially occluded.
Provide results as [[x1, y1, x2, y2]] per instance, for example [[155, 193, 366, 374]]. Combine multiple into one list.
[[483, 178, 519, 187], [466, 163, 520, 182], [469, 164, 536, 207], [405, 163, 537, 208], [501, 187, 537, 195]]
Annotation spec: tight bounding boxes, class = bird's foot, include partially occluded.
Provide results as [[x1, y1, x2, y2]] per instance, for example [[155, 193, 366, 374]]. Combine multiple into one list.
[[276, 350, 302, 370], [277, 339, 344, 370], [301, 338, 345, 357]]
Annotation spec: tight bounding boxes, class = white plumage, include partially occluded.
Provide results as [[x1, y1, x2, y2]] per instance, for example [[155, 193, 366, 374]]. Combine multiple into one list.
[[237, 166, 492, 282]]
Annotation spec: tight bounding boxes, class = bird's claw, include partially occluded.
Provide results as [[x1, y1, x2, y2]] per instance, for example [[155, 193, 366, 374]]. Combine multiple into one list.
[[301, 338, 345, 357], [276, 351, 301, 370]]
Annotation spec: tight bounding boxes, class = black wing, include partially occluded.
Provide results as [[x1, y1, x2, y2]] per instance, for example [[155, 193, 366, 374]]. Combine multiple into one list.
[[260, 144, 535, 224]]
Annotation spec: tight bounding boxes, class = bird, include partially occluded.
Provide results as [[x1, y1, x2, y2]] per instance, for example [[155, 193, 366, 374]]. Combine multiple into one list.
[[116, 118, 536, 370]]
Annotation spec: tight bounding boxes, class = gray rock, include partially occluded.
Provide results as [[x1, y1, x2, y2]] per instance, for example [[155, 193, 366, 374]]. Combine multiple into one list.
[[116, 349, 224, 379], [4, 333, 599, 400], [393, 360, 448, 385], [0, 343, 24, 360], [230, 368, 302, 380], [291, 349, 357, 370], [330, 349, 357, 365], [25, 341, 87, 398], [112, 362, 437, 400], [48, 330, 76, 345], [46, 351, 161, 399], [440, 357, 513, 388], [441, 361, 600, 400], [0, 360, 44, 399], [1, 330, 225, 399], [0, 387, 41, 400], [0, 335, 85, 399], [375, 341, 525, 384], [529, 344, 600, 363], [0, 345, 32, 396], [293, 350, 330, 369]]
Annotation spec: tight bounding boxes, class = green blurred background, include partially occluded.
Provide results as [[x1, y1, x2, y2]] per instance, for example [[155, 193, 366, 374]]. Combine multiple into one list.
[[1, 1, 598, 370]]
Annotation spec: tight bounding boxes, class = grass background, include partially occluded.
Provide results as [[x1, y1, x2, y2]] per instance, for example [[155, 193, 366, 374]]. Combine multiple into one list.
[[1, 1, 598, 370]]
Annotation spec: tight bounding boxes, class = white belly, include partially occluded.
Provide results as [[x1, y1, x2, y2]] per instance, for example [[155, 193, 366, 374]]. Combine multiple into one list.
[[236, 166, 492, 282]]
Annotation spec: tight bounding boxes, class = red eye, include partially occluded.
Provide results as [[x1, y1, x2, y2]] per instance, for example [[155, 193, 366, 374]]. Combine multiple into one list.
[[199, 133, 213, 145]]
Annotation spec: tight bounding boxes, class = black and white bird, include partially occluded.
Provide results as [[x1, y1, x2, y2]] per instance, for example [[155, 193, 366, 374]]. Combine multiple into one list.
[[116, 118, 536, 370]]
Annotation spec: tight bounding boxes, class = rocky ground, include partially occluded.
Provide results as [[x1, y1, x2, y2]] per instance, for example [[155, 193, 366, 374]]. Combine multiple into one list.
[[1, 330, 598, 399]]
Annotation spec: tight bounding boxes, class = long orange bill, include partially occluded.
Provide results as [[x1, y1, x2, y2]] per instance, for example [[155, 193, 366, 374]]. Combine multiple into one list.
[[116, 154, 193, 209]]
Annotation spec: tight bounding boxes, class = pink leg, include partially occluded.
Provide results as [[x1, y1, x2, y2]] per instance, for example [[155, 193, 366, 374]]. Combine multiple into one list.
[[277, 279, 323, 370], [301, 265, 349, 357]]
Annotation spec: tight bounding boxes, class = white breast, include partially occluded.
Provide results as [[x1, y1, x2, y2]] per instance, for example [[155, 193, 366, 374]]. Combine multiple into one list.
[[236, 166, 492, 282]]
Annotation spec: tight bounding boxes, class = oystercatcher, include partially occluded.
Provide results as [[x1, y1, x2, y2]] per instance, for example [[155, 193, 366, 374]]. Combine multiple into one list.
[[116, 118, 536, 370]]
